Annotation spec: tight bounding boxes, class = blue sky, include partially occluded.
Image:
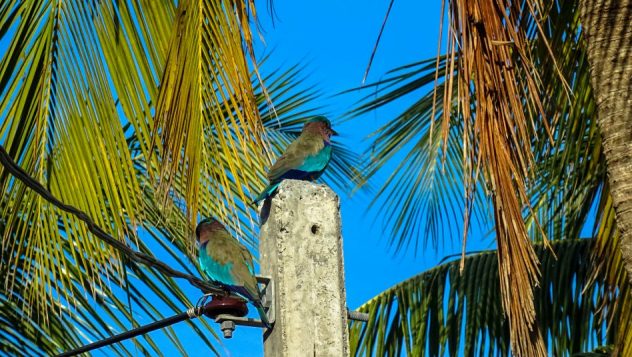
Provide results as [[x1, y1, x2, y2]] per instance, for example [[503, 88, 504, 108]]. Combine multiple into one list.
[[153, 1, 493, 356], [0, 1, 498, 356], [199, 1, 493, 356], [0, 1, 606, 356]]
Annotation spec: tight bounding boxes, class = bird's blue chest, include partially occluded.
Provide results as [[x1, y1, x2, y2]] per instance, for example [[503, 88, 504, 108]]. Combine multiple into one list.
[[299, 144, 332, 172], [199, 248, 235, 285]]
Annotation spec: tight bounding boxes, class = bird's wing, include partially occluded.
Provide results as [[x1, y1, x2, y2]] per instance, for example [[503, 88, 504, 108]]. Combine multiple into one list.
[[236, 241, 255, 275], [199, 245, 233, 284], [227, 240, 259, 298], [204, 229, 235, 265], [268, 133, 325, 182]]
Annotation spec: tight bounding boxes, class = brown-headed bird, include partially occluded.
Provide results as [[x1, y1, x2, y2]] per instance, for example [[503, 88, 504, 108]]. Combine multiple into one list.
[[196, 218, 270, 327], [253, 116, 337, 204]]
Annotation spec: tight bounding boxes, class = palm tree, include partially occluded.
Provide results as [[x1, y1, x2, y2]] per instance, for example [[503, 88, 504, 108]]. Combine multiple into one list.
[[2, 0, 630, 356], [0, 1, 357, 355], [579, 0, 632, 285], [348, 0, 632, 355], [349, 239, 621, 356]]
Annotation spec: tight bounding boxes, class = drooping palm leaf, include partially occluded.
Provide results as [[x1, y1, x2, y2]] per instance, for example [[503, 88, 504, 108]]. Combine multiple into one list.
[[347, 57, 489, 253], [350, 0, 603, 354], [0, 155, 223, 356], [440, 1, 570, 353], [349, 239, 627, 356], [525, 0, 602, 244], [151, 0, 272, 243], [589, 183, 632, 356]]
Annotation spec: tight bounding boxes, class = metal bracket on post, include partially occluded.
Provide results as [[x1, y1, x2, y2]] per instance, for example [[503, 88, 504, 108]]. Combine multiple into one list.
[[257, 275, 275, 325], [347, 309, 369, 322], [215, 275, 275, 338]]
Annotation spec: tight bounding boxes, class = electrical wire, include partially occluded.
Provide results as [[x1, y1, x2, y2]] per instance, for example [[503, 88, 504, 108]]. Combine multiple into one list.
[[0, 144, 222, 295]]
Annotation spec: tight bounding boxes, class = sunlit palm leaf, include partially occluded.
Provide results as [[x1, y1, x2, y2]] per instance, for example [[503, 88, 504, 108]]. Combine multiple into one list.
[[151, 0, 271, 245], [350, 239, 628, 356], [0, 213, 221, 356], [0, 0, 305, 354], [0, 0, 145, 325]]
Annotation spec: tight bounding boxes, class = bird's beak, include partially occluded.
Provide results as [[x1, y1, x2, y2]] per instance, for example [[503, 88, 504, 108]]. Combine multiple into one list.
[[330, 129, 339, 136]]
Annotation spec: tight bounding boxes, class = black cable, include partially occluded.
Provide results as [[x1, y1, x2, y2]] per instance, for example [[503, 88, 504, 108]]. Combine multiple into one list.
[[0, 144, 222, 295], [56, 306, 205, 357]]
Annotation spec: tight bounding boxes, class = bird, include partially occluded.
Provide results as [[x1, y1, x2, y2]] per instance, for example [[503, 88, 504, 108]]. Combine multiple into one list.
[[253, 116, 337, 204], [195, 218, 270, 327]]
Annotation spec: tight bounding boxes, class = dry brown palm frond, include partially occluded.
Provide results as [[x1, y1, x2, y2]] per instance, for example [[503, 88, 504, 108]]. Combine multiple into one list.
[[437, 0, 568, 355]]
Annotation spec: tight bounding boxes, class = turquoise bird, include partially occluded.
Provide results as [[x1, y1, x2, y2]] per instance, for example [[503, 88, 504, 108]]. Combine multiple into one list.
[[195, 218, 270, 327], [253, 116, 337, 204]]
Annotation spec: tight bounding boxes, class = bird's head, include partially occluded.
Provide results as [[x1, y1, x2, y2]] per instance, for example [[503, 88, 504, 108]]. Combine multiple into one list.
[[195, 218, 225, 245], [303, 116, 338, 142]]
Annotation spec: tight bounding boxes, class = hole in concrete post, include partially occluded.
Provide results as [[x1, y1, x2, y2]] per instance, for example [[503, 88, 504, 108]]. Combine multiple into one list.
[[310, 224, 320, 235]]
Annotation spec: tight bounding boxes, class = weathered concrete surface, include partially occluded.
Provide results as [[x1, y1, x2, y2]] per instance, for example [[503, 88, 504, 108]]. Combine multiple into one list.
[[259, 180, 349, 357]]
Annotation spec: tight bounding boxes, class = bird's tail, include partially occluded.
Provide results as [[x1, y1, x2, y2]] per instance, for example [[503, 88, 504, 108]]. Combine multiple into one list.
[[231, 286, 272, 329], [253, 300, 271, 329], [251, 182, 280, 205]]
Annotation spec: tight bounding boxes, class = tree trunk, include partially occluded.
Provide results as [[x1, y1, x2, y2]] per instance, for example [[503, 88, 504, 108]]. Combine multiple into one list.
[[580, 0, 632, 283]]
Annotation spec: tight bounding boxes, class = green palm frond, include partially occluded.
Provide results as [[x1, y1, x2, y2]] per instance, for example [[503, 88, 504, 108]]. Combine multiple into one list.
[[350, 239, 629, 356], [1, 0, 141, 324], [348, 57, 488, 252], [590, 183, 632, 356], [151, 0, 270, 241], [0, 186, 221, 356], [0, 1, 359, 354], [525, 0, 603, 244]]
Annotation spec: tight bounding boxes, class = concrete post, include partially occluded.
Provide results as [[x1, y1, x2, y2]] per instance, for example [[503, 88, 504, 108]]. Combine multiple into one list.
[[259, 180, 350, 357]]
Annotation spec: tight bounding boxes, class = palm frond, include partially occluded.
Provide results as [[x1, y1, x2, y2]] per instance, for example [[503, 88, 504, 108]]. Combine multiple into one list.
[[0, 159, 224, 356], [0, 0, 146, 327], [350, 0, 598, 354], [525, 0, 602, 244], [151, 0, 271, 244], [347, 57, 489, 253], [350, 239, 629, 356], [0, 0, 350, 354], [589, 183, 632, 356]]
